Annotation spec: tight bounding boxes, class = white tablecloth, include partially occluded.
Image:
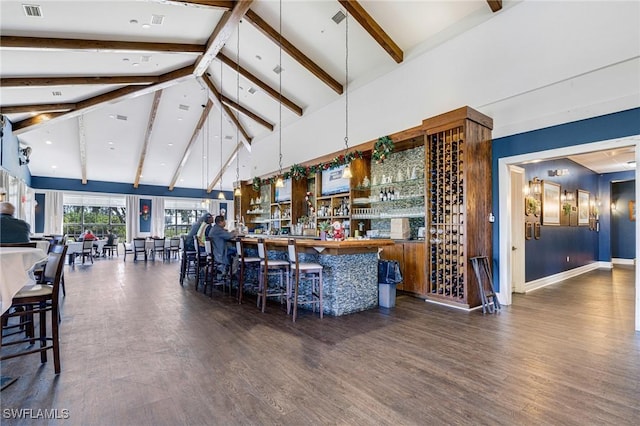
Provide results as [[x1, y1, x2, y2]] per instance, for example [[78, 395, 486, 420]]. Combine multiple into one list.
[[0, 247, 48, 315], [32, 240, 50, 252]]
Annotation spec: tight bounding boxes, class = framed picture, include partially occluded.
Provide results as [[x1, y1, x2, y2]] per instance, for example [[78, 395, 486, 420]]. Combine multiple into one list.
[[630, 200, 636, 222], [541, 181, 560, 225], [577, 190, 590, 226]]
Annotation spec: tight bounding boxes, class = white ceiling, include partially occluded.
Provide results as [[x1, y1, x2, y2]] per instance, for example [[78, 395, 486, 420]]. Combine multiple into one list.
[[0, 0, 635, 192]]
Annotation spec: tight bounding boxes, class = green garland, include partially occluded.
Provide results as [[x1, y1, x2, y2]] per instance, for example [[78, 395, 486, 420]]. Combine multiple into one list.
[[251, 151, 364, 186], [372, 136, 394, 164]]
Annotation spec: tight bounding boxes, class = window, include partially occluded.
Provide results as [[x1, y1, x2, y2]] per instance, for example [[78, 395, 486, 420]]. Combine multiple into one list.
[[164, 199, 210, 238], [63, 194, 126, 240]]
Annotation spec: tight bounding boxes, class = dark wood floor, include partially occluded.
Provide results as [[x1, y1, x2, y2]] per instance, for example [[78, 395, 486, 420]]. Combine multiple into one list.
[[1, 256, 638, 425]]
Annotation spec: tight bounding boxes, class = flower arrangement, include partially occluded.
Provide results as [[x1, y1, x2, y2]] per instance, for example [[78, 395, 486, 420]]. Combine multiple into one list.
[[372, 136, 394, 164], [140, 204, 150, 221]]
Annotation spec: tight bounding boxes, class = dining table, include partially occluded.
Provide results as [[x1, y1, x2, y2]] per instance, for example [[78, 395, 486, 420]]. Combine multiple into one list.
[[0, 246, 48, 391], [65, 239, 107, 264]]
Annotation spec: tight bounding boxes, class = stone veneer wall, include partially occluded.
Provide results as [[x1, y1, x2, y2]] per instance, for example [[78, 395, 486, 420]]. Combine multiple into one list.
[[369, 145, 425, 239]]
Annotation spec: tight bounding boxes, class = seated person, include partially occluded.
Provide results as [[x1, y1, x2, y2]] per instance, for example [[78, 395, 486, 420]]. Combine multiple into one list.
[[102, 229, 116, 256], [0, 202, 30, 243], [208, 215, 237, 269], [186, 213, 213, 252]]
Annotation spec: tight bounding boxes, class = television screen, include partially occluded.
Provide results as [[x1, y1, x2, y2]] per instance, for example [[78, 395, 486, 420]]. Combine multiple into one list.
[[321, 165, 350, 195], [274, 178, 292, 202]]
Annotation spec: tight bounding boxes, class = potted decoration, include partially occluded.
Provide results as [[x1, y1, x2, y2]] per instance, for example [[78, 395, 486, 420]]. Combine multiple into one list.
[[318, 221, 332, 241]]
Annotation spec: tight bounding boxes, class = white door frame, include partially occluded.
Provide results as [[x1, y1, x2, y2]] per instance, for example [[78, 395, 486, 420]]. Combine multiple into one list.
[[497, 135, 640, 331], [509, 165, 526, 294]]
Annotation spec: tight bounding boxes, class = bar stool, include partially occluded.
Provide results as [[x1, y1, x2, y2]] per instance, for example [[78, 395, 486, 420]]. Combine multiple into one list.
[[204, 237, 231, 296], [256, 238, 289, 313], [235, 237, 260, 304], [287, 239, 324, 322]]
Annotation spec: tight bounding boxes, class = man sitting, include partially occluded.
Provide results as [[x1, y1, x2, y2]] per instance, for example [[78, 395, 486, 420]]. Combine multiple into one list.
[[0, 202, 30, 243], [209, 215, 237, 274]]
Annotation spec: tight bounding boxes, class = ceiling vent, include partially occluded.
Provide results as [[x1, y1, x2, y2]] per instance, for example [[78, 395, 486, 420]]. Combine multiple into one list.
[[140, 55, 151, 63], [23, 4, 42, 17], [178, 104, 190, 111], [151, 14, 165, 25], [224, 135, 233, 140], [273, 65, 283, 74], [116, 115, 128, 121], [247, 87, 257, 95], [332, 10, 346, 25], [51, 91, 62, 97]]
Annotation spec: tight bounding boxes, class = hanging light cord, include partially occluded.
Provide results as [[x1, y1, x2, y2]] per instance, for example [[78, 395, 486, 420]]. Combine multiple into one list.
[[344, 11, 349, 156], [236, 21, 241, 186], [278, 0, 283, 176]]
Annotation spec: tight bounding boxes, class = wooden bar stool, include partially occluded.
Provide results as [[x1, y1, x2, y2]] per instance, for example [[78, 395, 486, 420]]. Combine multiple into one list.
[[256, 238, 289, 313], [287, 239, 324, 322], [235, 238, 260, 304]]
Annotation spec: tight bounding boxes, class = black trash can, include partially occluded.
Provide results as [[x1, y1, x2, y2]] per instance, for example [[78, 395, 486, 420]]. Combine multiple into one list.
[[378, 260, 403, 308]]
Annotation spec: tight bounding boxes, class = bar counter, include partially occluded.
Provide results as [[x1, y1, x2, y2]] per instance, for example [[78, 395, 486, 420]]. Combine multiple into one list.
[[241, 236, 394, 316]]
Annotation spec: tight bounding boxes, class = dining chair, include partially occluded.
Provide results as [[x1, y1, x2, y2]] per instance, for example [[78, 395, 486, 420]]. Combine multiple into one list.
[[132, 238, 147, 261], [80, 239, 94, 264], [168, 237, 181, 260], [122, 241, 135, 261], [287, 239, 324, 322], [256, 238, 289, 313], [151, 237, 166, 261], [234, 237, 260, 304], [103, 237, 119, 257], [179, 235, 197, 286], [0, 245, 67, 374]]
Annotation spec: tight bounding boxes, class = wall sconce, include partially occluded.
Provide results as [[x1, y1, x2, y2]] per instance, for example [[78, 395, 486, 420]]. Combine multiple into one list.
[[19, 146, 32, 166], [529, 177, 542, 195], [0, 187, 6, 202], [561, 190, 575, 202], [611, 202, 616, 211]]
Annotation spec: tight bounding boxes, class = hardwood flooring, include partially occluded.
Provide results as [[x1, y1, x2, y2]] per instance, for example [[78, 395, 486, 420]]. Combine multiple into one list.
[[1, 258, 638, 425]]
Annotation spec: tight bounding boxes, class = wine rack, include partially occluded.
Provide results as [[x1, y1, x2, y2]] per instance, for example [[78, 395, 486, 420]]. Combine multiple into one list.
[[423, 106, 492, 309]]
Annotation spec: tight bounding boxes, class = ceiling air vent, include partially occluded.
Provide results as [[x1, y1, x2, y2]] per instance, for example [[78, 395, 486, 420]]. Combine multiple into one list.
[[151, 14, 165, 25], [51, 91, 62, 97], [273, 65, 283, 74], [224, 135, 233, 140], [178, 104, 190, 111], [140, 55, 151, 63], [116, 115, 128, 121], [23, 4, 42, 17], [332, 10, 346, 25]]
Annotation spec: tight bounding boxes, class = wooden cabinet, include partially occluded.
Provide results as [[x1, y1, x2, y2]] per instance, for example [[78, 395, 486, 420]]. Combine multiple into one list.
[[379, 241, 426, 294], [423, 106, 492, 309]]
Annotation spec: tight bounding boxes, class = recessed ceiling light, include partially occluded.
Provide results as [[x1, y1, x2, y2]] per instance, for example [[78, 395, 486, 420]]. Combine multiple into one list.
[[178, 117, 183, 121], [129, 19, 138, 24], [168, 143, 173, 147], [160, 162, 165, 166], [132, 63, 140, 67], [109, 114, 115, 119], [142, 23, 151, 29], [273, 65, 283, 74], [51, 165, 57, 169], [109, 147, 115, 151], [45, 140, 52, 145], [122, 58, 130, 62], [255, 55, 262, 61], [108, 141, 113, 145]]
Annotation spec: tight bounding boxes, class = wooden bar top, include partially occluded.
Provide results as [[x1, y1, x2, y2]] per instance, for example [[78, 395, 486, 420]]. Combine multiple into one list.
[[240, 236, 394, 255]]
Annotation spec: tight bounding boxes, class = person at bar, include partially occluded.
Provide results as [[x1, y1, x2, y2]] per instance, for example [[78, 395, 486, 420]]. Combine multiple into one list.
[[209, 215, 237, 268], [186, 212, 213, 252]]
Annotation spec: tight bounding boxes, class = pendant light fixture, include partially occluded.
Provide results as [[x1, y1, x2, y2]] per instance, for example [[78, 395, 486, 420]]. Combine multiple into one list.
[[218, 58, 226, 200], [275, 0, 284, 188], [234, 22, 242, 198], [341, 9, 352, 180]]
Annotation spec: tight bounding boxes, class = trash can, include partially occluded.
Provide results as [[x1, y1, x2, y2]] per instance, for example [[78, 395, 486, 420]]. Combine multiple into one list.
[[378, 260, 403, 308]]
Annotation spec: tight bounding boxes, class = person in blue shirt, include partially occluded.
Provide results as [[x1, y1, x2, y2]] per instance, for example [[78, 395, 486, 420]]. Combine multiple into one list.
[[208, 215, 237, 267], [0, 202, 30, 244]]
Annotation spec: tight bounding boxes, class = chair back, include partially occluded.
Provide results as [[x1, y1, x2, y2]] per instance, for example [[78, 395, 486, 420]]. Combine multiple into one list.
[[82, 239, 93, 251], [0, 242, 37, 248], [170, 238, 180, 249], [287, 239, 298, 266], [257, 238, 267, 266], [153, 238, 165, 249], [40, 245, 68, 298], [204, 237, 213, 257], [235, 238, 243, 260], [133, 238, 146, 250]]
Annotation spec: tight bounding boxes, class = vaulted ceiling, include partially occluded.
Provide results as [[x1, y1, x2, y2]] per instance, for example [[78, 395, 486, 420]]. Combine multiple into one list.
[[1, 0, 507, 192]]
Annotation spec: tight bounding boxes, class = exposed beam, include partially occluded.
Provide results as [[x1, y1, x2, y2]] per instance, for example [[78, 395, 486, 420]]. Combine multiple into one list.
[[169, 100, 214, 191], [244, 9, 343, 95], [0, 36, 204, 54], [220, 94, 273, 131], [11, 65, 195, 135], [217, 53, 303, 116], [193, 0, 254, 76], [152, 0, 234, 9], [78, 115, 88, 185], [207, 141, 242, 193], [0, 103, 75, 114], [198, 76, 252, 147], [486, 0, 502, 13], [0, 76, 156, 87], [338, 0, 403, 64], [134, 90, 163, 188]]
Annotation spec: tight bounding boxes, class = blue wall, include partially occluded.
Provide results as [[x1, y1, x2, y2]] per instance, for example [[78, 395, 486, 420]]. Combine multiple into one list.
[[34, 192, 45, 233], [597, 171, 635, 261], [492, 107, 640, 291], [522, 159, 599, 281], [611, 179, 636, 259]]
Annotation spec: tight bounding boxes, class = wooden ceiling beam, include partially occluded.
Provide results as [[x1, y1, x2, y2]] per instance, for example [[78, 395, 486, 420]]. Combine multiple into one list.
[[0, 76, 156, 87], [0, 36, 203, 54], [193, 0, 254, 76], [0, 103, 75, 114], [486, 0, 503, 13], [11, 65, 195, 135], [169, 100, 214, 191], [134, 90, 163, 188], [217, 53, 303, 116], [244, 9, 343, 95], [198, 76, 252, 147], [338, 0, 403, 64], [220, 94, 273, 131]]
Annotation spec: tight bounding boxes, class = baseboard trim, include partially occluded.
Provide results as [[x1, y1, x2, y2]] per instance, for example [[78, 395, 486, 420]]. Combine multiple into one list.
[[612, 258, 635, 265], [525, 261, 608, 293]]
